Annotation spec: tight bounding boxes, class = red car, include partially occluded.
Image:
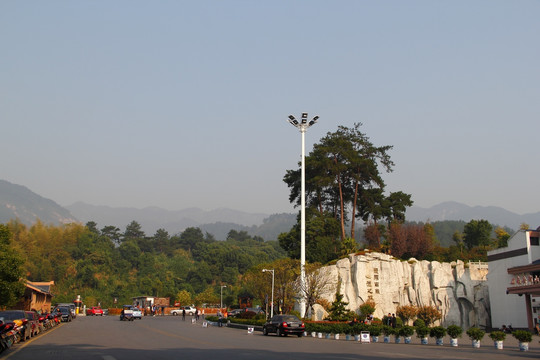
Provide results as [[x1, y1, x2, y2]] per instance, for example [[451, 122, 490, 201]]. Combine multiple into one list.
[[86, 306, 104, 316]]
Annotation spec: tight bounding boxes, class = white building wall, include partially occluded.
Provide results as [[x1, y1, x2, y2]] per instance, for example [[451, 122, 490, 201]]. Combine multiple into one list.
[[487, 253, 530, 328], [487, 230, 537, 329]]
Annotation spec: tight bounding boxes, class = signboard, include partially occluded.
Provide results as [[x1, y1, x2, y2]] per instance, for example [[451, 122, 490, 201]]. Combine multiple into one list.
[[361, 331, 370, 343], [202, 321, 208, 328], [247, 327, 254, 334]]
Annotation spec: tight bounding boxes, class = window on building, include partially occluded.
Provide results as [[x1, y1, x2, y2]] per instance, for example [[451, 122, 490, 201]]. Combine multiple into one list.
[[530, 237, 539, 246]]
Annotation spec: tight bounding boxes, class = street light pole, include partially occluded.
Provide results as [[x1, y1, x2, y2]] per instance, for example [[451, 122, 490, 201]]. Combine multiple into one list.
[[220, 285, 227, 311], [287, 112, 319, 318], [262, 268, 275, 318]]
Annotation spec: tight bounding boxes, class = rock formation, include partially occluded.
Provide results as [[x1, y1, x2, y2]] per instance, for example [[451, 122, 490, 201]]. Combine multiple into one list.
[[316, 251, 490, 328]]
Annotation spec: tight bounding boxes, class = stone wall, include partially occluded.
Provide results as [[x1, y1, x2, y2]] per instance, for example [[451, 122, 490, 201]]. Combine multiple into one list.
[[316, 252, 490, 329]]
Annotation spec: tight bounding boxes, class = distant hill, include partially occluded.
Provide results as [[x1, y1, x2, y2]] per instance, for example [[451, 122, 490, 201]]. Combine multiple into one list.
[[65, 202, 286, 239], [405, 201, 540, 231], [0, 179, 78, 226], [3, 178, 540, 242]]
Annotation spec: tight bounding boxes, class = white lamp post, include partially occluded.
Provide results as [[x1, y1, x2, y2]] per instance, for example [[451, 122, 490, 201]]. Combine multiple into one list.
[[262, 268, 275, 318], [220, 285, 227, 311], [287, 112, 318, 318]]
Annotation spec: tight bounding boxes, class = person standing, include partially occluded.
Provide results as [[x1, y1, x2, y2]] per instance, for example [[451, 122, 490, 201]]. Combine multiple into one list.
[[182, 308, 186, 321]]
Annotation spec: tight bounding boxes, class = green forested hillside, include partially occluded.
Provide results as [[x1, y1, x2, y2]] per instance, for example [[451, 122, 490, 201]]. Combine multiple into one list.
[[5, 220, 286, 308]]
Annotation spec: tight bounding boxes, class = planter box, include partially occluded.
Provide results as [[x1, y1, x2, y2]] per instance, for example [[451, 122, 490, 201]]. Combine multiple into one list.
[[494, 340, 503, 350], [519, 342, 529, 351], [472, 340, 480, 348], [450, 338, 458, 347], [436, 338, 443, 346], [404, 336, 411, 344], [421, 337, 428, 345]]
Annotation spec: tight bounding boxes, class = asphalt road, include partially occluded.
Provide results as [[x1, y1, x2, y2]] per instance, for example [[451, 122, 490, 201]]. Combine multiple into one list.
[[3, 315, 539, 360]]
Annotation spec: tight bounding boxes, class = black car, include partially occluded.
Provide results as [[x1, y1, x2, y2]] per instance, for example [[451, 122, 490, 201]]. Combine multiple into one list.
[[262, 314, 305, 337], [52, 307, 72, 322]]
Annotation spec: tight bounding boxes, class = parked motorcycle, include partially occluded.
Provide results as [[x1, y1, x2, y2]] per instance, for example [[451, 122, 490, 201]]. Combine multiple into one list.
[[0, 321, 17, 353]]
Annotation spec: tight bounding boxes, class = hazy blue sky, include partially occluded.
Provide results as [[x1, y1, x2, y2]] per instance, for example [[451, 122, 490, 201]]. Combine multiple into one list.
[[2, 1, 539, 215]]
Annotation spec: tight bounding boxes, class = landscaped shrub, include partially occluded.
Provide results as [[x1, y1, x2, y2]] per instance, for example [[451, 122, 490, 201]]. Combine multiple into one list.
[[415, 326, 430, 338], [399, 325, 415, 337], [416, 305, 442, 326], [446, 325, 463, 339], [429, 326, 447, 339], [512, 330, 532, 343], [396, 304, 418, 326], [413, 318, 426, 328], [466, 327, 485, 341], [489, 331, 506, 341]]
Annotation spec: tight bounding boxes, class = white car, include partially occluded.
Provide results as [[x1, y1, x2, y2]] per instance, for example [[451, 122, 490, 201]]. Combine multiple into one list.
[[171, 306, 196, 316], [131, 307, 143, 319]]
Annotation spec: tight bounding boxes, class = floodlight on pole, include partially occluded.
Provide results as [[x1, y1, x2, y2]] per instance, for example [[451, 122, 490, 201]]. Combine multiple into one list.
[[262, 268, 275, 318], [287, 112, 318, 318]]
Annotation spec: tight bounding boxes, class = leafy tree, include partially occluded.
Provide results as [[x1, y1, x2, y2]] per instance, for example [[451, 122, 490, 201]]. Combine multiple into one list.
[[123, 220, 145, 242], [278, 209, 341, 263], [396, 304, 418, 325], [0, 224, 26, 308], [284, 123, 411, 244], [101, 225, 122, 245], [179, 227, 205, 252], [358, 299, 376, 321], [494, 226, 510, 248], [463, 219, 492, 249], [388, 222, 407, 258], [194, 287, 219, 306], [175, 289, 192, 306], [416, 305, 442, 326]]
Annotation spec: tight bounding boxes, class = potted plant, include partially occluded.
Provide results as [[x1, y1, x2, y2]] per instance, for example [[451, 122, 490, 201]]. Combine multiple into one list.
[[447, 325, 463, 347], [416, 326, 430, 344], [369, 325, 382, 343], [332, 323, 343, 340], [344, 324, 354, 341], [512, 330, 532, 351], [489, 331, 506, 350], [466, 327, 485, 348], [382, 325, 393, 343], [430, 326, 447, 346], [394, 327, 402, 344], [399, 325, 415, 344]]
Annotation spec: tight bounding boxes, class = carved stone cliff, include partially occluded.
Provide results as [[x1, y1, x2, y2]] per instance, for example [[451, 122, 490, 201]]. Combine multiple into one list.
[[316, 252, 490, 328]]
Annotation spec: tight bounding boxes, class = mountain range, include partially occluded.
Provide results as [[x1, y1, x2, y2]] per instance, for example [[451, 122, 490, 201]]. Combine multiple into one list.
[[1, 179, 539, 240]]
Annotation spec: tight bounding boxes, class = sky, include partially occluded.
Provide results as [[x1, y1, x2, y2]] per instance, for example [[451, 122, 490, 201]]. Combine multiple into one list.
[[1, 1, 539, 215]]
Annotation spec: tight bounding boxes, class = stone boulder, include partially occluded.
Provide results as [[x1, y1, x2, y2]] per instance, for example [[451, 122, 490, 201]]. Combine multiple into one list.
[[314, 252, 490, 328]]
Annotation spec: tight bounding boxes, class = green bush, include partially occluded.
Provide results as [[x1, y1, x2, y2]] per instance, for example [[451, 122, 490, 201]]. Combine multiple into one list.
[[415, 326, 430, 338], [466, 327, 485, 341], [382, 325, 395, 336], [512, 330, 532, 343], [446, 325, 463, 339], [399, 325, 415, 337], [413, 318, 426, 328], [369, 325, 382, 336], [489, 331, 506, 341], [429, 326, 447, 339]]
